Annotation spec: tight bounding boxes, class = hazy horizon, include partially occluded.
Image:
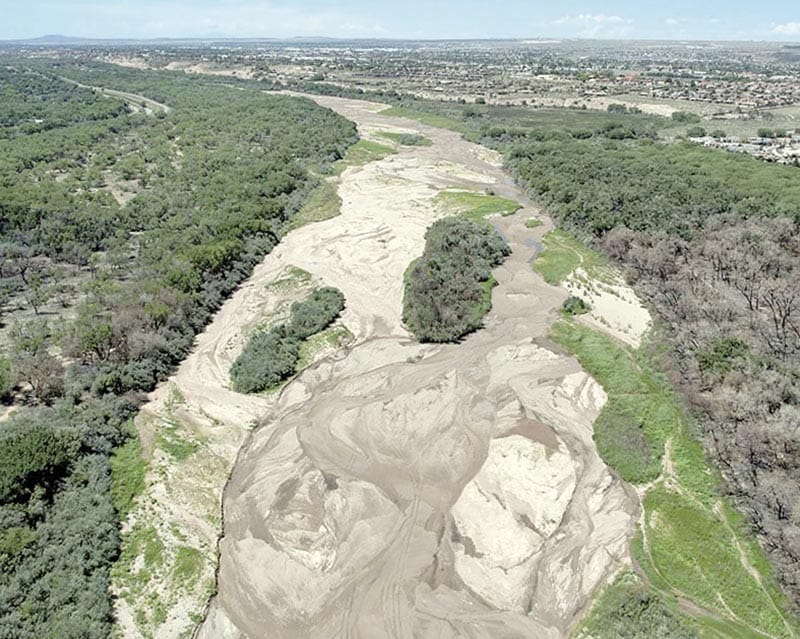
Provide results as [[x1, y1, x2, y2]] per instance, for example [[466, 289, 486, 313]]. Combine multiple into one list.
[[2, 1, 799, 43]]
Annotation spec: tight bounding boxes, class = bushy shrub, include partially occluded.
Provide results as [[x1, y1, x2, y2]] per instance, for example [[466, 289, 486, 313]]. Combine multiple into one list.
[[579, 576, 698, 639], [672, 110, 701, 124], [0, 419, 79, 502], [286, 287, 345, 339], [229, 329, 301, 394], [0, 357, 12, 400], [561, 295, 591, 316], [231, 287, 345, 393]]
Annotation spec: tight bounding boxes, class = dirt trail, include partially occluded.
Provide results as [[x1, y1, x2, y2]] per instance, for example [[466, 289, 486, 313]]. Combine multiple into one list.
[[193, 95, 639, 639], [58, 75, 171, 114]]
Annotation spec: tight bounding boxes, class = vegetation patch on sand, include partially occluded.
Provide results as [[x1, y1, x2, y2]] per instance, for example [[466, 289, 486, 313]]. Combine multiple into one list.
[[379, 105, 467, 133], [287, 179, 342, 230], [534, 229, 610, 286], [109, 427, 148, 519], [434, 188, 521, 223], [333, 138, 396, 173], [230, 287, 346, 393], [375, 130, 432, 146], [403, 216, 509, 342]]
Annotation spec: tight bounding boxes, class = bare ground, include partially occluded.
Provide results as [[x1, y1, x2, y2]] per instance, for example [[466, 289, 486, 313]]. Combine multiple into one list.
[[188, 95, 640, 639]]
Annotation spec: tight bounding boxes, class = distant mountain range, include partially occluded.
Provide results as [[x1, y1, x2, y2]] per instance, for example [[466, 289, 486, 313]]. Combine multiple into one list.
[[0, 33, 362, 46]]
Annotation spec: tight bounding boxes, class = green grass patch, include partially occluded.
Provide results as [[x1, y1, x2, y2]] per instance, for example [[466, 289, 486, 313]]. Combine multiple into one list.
[[155, 423, 201, 461], [534, 229, 609, 285], [380, 106, 467, 133], [265, 265, 312, 294], [375, 130, 432, 146], [641, 487, 794, 638], [552, 317, 799, 638], [333, 138, 395, 173], [525, 218, 544, 228], [550, 320, 673, 483], [172, 546, 204, 584], [435, 189, 521, 223], [470, 276, 498, 325], [109, 428, 148, 519], [288, 180, 341, 231], [113, 525, 165, 592]]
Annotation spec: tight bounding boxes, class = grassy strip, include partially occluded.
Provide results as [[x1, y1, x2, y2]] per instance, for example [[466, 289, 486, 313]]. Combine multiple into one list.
[[470, 276, 498, 325], [375, 130, 432, 146], [332, 138, 395, 174], [551, 320, 798, 638], [109, 426, 148, 519], [287, 180, 342, 230], [534, 229, 609, 285], [550, 321, 674, 484], [434, 189, 521, 223], [379, 106, 468, 133]]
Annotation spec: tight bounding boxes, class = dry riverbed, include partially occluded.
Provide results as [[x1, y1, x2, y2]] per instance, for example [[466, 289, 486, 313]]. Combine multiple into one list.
[[114, 94, 641, 638]]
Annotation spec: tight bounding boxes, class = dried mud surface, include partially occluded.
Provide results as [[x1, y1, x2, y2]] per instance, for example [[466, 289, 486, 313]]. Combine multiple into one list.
[[196, 95, 639, 639]]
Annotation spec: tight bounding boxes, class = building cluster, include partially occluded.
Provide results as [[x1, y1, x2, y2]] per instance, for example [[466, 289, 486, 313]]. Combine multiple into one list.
[[692, 133, 800, 165]]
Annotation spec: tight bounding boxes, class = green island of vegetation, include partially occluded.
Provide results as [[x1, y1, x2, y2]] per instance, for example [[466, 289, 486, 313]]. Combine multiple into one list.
[[403, 217, 509, 342], [332, 138, 395, 174], [230, 287, 346, 393]]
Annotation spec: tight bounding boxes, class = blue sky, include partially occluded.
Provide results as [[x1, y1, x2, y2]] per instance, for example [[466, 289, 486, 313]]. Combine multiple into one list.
[[1, 0, 799, 41]]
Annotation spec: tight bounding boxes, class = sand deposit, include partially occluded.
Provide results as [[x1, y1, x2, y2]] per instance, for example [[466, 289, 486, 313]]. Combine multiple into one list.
[[191, 95, 640, 639]]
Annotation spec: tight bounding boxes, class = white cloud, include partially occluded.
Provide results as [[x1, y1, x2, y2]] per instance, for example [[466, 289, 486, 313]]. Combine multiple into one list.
[[665, 18, 688, 26], [772, 22, 800, 36], [37, 1, 388, 38], [552, 13, 633, 38], [554, 13, 629, 26]]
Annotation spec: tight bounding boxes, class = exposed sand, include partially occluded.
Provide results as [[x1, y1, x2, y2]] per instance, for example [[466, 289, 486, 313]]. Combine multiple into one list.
[[564, 267, 651, 348], [191, 95, 639, 639]]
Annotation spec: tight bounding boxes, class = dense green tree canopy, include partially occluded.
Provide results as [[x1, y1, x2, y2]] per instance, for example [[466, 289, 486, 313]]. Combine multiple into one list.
[[403, 217, 509, 342], [0, 57, 357, 636]]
